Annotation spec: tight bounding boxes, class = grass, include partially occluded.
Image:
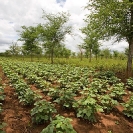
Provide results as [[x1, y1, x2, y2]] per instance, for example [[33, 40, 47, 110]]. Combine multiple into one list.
[[0, 56, 127, 73]]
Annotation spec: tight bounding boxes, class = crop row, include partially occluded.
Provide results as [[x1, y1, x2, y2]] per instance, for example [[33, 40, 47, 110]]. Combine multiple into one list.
[[0, 62, 77, 132]]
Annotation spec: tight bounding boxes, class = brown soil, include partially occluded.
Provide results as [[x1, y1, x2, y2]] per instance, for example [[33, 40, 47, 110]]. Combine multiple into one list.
[[115, 71, 128, 83], [0, 67, 133, 133]]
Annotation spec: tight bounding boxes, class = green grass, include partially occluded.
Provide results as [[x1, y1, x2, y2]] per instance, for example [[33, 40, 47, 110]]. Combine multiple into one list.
[[0, 56, 127, 72]]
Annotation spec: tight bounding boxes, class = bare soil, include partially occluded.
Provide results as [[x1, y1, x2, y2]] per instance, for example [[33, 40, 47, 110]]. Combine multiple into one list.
[[0, 67, 133, 133]]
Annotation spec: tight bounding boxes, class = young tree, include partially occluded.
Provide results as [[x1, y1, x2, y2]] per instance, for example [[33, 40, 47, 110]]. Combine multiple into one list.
[[9, 42, 21, 56], [39, 11, 72, 64], [83, 38, 93, 62], [92, 43, 100, 60], [113, 50, 119, 59], [53, 45, 71, 58], [81, 26, 100, 62], [118, 52, 126, 60], [101, 48, 112, 59], [78, 44, 84, 61], [18, 26, 40, 61], [85, 0, 133, 77]]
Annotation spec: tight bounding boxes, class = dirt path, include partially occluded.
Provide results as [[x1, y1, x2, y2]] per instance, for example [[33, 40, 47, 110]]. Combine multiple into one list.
[[0, 66, 30, 133]]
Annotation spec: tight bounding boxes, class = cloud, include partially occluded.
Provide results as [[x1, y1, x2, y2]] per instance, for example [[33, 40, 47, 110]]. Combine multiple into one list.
[[0, 0, 128, 53], [100, 39, 128, 52]]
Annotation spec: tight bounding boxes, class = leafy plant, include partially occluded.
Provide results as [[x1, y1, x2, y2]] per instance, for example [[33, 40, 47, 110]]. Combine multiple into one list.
[[31, 99, 57, 124], [13, 80, 38, 105], [0, 122, 7, 133], [89, 79, 109, 94], [126, 78, 133, 90], [0, 103, 3, 113], [48, 88, 60, 100], [123, 95, 133, 119], [108, 131, 113, 133], [98, 95, 118, 113], [0, 86, 5, 113], [0, 86, 5, 102], [54, 89, 76, 109], [110, 83, 126, 101], [41, 115, 77, 133], [18, 89, 37, 105], [94, 71, 120, 84], [73, 96, 103, 122], [94, 71, 115, 79]]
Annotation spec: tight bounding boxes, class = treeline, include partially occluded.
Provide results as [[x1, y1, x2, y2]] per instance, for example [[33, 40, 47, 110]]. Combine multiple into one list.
[[0, 42, 128, 61], [0, 10, 128, 63]]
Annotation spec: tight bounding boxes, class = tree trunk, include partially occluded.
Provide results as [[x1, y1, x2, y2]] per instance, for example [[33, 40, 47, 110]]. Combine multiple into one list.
[[127, 1, 133, 77], [96, 54, 98, 60], [30, 53, 33, 62], [89, 49, 92, 62], [127, 39, 133, 77], [80, 52, 83, 61], [51, 48, 54, 64]]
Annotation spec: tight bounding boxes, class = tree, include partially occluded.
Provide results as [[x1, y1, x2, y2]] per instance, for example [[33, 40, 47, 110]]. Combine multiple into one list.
[[81, 24, 101, 62], [125, 47, 129, 56], [71, 52, 76, 58], [85, 0, 133, 77], [113, 50, 119, 59], [81, 28, 100, 62], [118, 52, 126, 60], [101, 48, 112, 59], [4, 50, 11, 56], [92, 43, 100, 60], [78, 44, 84, 61], [60, 46, 71, 58], [51, 45, 71, 58], [39, 11, 72, 64], [9, 42, 21, 56], [18, 26, 40, 61]]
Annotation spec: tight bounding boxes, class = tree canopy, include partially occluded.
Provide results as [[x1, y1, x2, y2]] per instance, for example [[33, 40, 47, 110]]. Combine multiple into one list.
[[38, 11, 72, 63], [85, 0, 133, 76], [18, 26, 40, 61]]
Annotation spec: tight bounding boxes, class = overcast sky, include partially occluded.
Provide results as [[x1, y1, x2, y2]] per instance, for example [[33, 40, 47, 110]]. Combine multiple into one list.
[[0, 0, 128, 53]]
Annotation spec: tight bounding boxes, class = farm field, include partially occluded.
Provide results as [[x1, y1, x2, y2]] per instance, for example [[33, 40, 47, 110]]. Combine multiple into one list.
[[0, 59, 133, 133]]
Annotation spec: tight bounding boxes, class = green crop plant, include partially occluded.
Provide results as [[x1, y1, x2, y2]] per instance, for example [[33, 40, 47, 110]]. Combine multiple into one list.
[[40, 115, 77, 133], [31, 99, 57, 124], [110, 83, 126, 101], [0, 103, 3, 113], [89, 78, 109, 95], [48, 88, 60, 100], [123, 94, 133, 119], [18, 88, 37, 105], [94, 71, 120, 84], [98, 94, 118, 113], [73, 96, 103, 122], [54, 89, 76, 109], [126, 78, 133, 91], [0, 122, 7, 133], [0, 86, 5, 102], [94, 71, 115, 79]]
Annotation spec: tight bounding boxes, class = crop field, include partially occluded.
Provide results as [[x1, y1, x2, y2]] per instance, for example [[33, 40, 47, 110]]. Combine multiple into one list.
[[0, 58, 133, 133]]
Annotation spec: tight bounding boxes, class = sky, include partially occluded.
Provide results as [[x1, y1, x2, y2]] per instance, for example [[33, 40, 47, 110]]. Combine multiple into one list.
[[0, 0, 128, 53]]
